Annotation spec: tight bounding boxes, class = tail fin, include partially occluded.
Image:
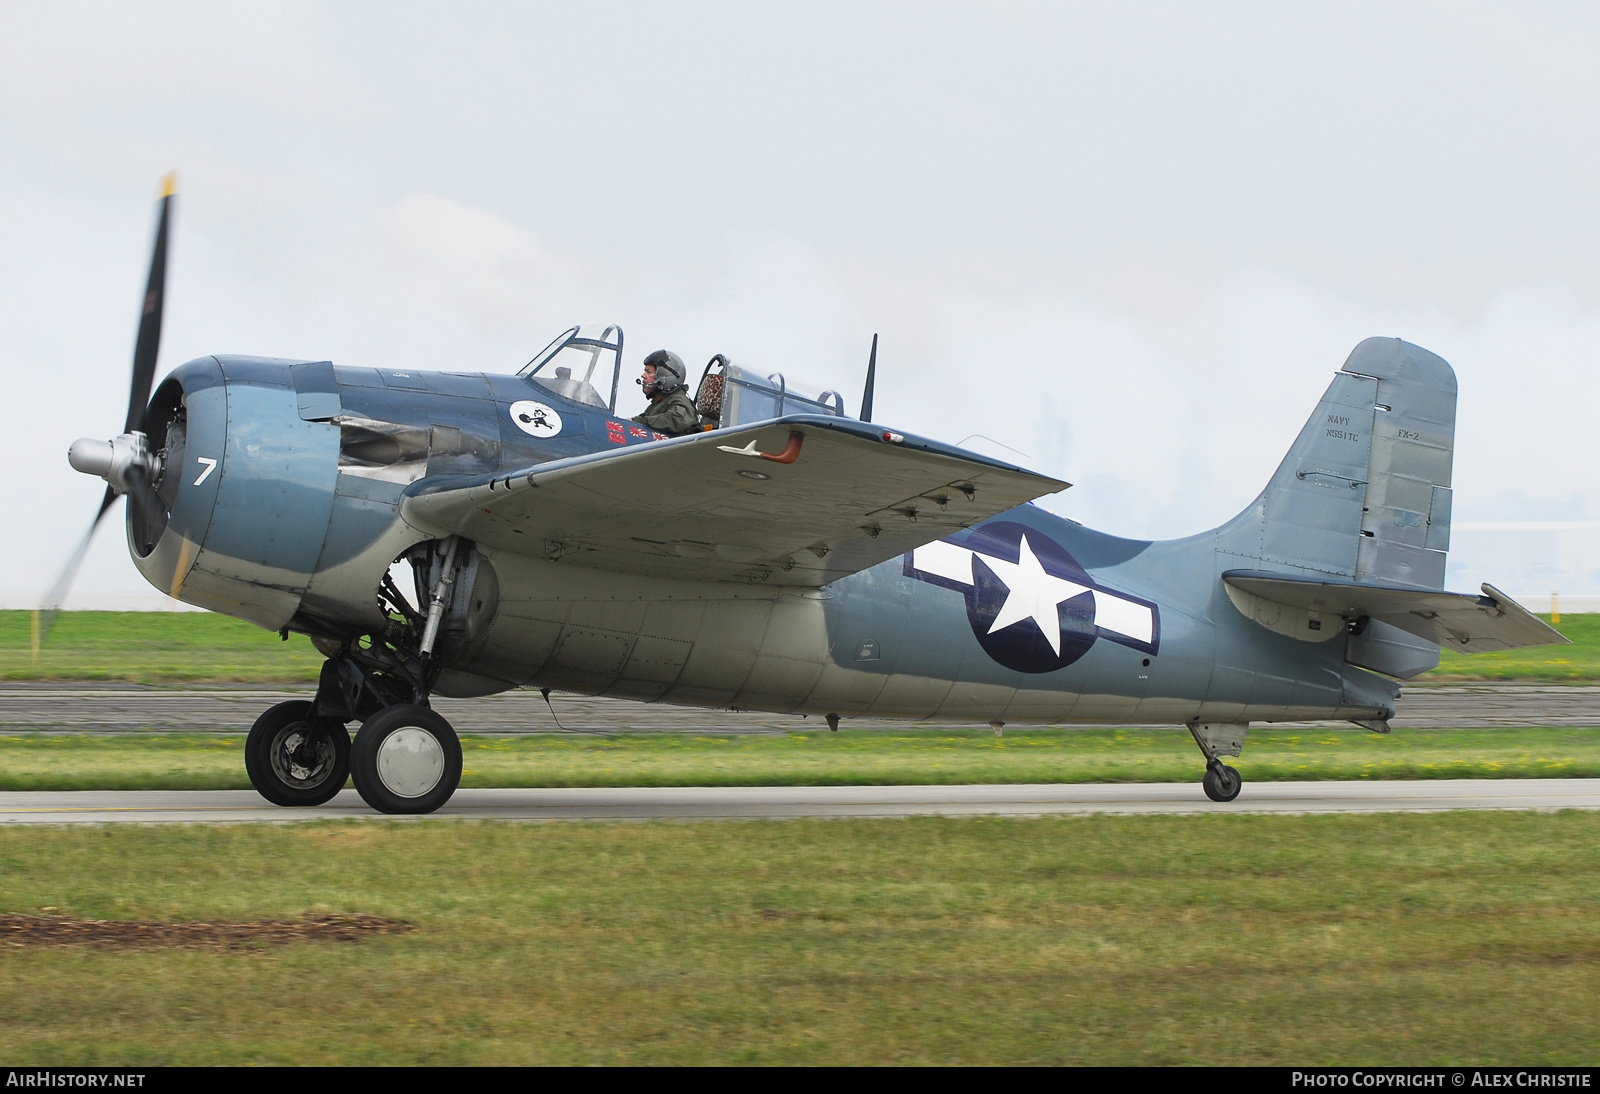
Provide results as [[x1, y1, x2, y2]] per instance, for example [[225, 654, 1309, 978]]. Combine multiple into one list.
[[1218, 336, 1457, 589], [1217, 340, 1563, 675]]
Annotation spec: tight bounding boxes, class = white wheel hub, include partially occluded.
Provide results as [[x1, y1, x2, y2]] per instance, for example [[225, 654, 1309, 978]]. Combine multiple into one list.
[[375, 727, 446, 798]]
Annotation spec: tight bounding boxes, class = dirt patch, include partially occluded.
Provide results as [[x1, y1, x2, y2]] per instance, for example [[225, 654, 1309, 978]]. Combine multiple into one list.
[[0, 913, 415, 950]]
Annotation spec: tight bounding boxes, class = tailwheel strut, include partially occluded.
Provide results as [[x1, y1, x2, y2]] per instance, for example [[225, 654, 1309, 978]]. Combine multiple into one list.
[[1187, 720, 1247, 804]]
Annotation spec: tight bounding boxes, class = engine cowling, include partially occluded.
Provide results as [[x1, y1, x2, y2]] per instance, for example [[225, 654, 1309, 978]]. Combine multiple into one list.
[[135, 355, 349, 631], [129, 355, 506, 662]]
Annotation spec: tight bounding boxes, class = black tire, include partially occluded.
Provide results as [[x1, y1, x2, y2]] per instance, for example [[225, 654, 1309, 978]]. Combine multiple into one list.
[[349, 704, 462, 815], [1202, 763, 1242, 803], [244, 700, 351, 807]]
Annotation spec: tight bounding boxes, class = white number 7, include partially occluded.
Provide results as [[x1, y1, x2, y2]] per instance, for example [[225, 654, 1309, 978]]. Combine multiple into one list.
[[194, 457, 218, 486]]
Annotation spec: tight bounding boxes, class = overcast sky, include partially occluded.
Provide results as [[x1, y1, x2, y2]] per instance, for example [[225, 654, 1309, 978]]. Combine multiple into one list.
[[5, 1, 1600, 606]]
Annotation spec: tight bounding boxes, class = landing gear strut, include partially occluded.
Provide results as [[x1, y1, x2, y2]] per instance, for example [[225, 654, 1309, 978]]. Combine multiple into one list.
[[245, 535, 489, 815], [308, 640, 466, 815], [1187, 720, 1247, 804]]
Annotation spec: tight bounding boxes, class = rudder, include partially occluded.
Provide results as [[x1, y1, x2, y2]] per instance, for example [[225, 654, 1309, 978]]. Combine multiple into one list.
[[1349, 338, 1456, 589]]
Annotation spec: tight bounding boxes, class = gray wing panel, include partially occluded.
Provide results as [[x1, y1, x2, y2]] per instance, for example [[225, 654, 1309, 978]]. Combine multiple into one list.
[[1222, 570, 1568, 652], [400, 416, 1068, 586]]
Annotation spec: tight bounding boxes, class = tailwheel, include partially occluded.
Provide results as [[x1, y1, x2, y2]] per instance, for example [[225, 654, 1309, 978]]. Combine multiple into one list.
[[1202, 761, 1242, 803], [244, 700, 351, 807], [350, 704, 462, 815]]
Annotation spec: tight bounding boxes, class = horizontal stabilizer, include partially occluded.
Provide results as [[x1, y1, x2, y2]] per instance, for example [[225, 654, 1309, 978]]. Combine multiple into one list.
[[401, 415, 1068, 586], [1222, 570, 1569, 652]]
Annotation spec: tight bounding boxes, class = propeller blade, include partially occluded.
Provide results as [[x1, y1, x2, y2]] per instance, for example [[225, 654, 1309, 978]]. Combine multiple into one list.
[[40, 173, 178, 656], [33, 487, 118, 656], [124, 463, 166, 557], [125, 173, 176, 435]]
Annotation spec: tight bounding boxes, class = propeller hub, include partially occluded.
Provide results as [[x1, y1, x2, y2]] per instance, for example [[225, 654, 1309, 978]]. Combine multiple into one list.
[[68, 432, 159, 495]]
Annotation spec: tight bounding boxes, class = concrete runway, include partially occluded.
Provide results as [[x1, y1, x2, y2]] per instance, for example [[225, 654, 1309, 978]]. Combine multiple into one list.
[[3, 682, 1598, 734], [2, 779, 1598, 823]]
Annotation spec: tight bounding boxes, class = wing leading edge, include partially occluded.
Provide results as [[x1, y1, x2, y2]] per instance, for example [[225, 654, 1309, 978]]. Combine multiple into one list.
[[400, 415, 1069, 586], [1222, 570, 1569, 652]]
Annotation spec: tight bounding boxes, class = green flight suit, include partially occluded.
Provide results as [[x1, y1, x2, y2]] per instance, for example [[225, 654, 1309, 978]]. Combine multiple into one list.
[[633, 389, 701, 437]]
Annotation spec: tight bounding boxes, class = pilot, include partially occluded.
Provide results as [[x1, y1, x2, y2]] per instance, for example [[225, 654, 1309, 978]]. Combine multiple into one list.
[[633, 349, 700, 437]]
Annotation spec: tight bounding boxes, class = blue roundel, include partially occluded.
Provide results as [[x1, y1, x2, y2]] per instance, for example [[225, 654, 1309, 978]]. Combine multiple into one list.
[[958, 522, 1099, 674]]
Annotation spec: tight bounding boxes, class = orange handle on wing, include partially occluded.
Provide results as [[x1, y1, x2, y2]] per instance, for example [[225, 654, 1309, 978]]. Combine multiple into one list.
[[759, 432, 804, 464]]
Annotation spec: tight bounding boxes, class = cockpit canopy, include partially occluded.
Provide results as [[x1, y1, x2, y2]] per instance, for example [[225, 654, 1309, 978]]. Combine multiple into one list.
[[518, 323, 850, 430], [519, 323, 622, 411], [692, 355, 846, 429]]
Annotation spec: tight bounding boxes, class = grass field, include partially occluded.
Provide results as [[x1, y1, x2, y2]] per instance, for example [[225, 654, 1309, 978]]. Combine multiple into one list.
[[1434, 612, 1600, 681], [2, 812, 1598, 1065], [5, 612, 1598, 1065], [3, 725, 1599, 791], [2, 610, 324, 682], [3, 609, 1598, 684]]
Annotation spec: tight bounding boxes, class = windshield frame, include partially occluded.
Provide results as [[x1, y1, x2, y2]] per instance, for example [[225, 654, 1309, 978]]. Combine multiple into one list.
[[518, 324, 625, 412]]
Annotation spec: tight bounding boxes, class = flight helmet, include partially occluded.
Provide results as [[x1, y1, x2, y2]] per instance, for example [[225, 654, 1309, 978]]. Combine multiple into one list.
[[641, 349, 686, 396]]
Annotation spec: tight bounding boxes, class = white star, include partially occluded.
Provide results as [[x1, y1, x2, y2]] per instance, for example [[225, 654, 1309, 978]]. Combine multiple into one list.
[[978, 535, 1089, 656]]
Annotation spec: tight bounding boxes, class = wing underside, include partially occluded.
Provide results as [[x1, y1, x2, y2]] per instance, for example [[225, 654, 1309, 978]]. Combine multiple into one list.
[[401, 416, 1069, 586]]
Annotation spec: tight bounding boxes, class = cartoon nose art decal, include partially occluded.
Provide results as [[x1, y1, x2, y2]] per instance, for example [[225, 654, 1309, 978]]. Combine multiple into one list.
[[905, 521, 1159, 674], [508, 400, 562, 438]]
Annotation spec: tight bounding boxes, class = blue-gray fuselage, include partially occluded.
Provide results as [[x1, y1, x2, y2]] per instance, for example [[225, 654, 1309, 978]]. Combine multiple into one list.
[[130, 352, 1404, 729]]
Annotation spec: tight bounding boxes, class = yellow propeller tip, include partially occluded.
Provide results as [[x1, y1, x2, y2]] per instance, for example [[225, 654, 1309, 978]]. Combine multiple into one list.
[[159, 171, 179, 198]]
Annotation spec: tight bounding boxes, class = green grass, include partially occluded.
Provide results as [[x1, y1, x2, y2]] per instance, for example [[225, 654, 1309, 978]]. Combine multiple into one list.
[[4, 724, 1599, 791], [1430, 612, 1600, 681], [1, 610, 322, 683], [2, 813, 1599, 1064], [5, 609, 1598, 684]]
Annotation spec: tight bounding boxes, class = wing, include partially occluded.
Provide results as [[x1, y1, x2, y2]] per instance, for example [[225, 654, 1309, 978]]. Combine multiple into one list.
[[401, 415, 1069, 585], [1222, 570, 1569, 652]]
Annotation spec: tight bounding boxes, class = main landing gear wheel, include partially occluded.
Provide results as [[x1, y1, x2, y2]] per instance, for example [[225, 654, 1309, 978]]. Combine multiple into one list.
[[244, 700, 351, 807], [1203, 762, 1242, 803], [350, 704, 463, 815]]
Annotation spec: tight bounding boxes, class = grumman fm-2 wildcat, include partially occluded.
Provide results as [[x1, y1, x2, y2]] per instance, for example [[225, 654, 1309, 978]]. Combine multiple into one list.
[[52, 182, 1566, 814]]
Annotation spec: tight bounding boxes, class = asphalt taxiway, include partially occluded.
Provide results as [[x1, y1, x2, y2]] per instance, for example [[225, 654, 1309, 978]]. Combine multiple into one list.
[[2, 779, 1597, 824]]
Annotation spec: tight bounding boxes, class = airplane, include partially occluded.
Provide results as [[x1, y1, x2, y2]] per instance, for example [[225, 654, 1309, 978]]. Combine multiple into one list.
[[48, 180, 1568, 815]]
